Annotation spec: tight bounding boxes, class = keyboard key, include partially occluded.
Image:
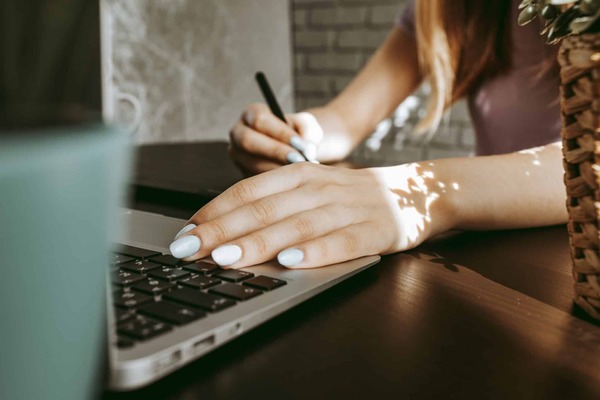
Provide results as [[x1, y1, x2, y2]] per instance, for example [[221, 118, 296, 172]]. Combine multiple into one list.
[[116, 336, 135, 349], [113, 290, 153, 309], [110, 254, 135, 266], [150, 254, 194, 267], [117, 317, 172, 340], [112, 271, 146, 287], [179, 275, 221, 290], [183, 262, 219, 275], [138, 301, 206, 325], [214, 270, 254, 283], [209, 283, 262, 301], [120, 260, 163, 274], [243, 276, 287, 291], [132, 279, 175, 295], [114, 308, 136, 323], [165, 288, 236, 312], [148, 268, 191, 282], [114, 244, 161, 260]]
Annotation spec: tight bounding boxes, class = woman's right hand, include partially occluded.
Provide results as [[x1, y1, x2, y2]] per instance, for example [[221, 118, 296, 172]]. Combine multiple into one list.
[[228, 103, 324, 175]]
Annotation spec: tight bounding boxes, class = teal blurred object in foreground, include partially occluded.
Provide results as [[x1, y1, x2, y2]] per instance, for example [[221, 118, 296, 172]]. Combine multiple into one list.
[[0, 118, 130, 399]]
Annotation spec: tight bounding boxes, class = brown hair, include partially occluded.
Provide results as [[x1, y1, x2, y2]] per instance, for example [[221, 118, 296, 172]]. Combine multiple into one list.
[[416, 0, 512, 130]]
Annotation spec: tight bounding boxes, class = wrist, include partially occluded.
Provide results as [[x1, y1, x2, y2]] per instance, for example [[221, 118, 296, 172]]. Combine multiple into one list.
[[372, 162, 459, 241]]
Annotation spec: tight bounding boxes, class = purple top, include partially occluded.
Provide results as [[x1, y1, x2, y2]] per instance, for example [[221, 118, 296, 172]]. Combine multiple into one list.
[[397, 0, 561, 155]]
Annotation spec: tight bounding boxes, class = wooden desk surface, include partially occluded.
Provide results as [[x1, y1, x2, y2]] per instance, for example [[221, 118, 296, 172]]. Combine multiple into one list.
[[105, 145, 600, 400]]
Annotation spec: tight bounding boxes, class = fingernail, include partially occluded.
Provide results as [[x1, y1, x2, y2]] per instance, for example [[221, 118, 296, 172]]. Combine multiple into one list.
[[212, 245, 242, 267], [243, 110, 254, 126], [170, 236, 201, 259], [304, 143, 318, 161], [174, 223, 196, 240], [290, 135, 308, 153], [287, 151, 306, 164], [277, 248, 304, 267]]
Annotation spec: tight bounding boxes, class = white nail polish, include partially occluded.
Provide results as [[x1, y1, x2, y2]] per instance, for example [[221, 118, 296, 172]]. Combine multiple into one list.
[[277, 248, 304, 267], [170, 236, 201, 259], [287, 151, 306, 164], [290, 135, 308, 153], [174, 223, 196, 240], [212, 245, 242, 266], [304, 143, 318, 161]]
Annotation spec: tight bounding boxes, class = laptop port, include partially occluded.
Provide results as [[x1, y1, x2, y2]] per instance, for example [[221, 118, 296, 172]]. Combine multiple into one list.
[[153, 350, 182, 373], [192, 335, 215, 356]]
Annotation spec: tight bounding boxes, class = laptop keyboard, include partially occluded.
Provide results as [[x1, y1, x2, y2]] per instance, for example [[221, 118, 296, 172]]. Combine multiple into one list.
[[111, 244, 287, 349]]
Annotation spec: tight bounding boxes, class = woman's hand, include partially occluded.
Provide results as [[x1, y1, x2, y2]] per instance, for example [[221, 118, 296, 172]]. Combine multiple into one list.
[[228, 103, 324, 175], [168, 162, 455, 269]]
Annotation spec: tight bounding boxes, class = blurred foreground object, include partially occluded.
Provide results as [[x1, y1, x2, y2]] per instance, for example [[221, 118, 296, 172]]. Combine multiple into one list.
[[0, 109, 129, 399]]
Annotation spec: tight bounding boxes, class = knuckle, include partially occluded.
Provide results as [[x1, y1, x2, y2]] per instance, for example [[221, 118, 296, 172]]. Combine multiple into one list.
[[340, 231, 360, 254], [238, 131, 254, 151], [293, 216, 315, 240], [316, 240, 329, 260], [288, 162, 307, 175], [231, 181, 258, 205], [208, 221, 230, 243], [251, 234, 269, 255], [297, 162, 317, 176], [252, 111, 268, 129], [249, 199, 277, 224], [268, 145, 285, 162]]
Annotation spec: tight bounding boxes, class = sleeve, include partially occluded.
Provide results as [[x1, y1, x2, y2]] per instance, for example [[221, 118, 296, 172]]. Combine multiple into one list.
[[395, 0, 416, 38]]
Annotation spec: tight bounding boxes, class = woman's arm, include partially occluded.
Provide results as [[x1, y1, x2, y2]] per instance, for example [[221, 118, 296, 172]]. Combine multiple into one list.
[[229, 27, 421, 172], [376, 141, 567, 244], [307, 26, 421, 162], [169, 141, 568, 268], [423, 141, 568, 231]]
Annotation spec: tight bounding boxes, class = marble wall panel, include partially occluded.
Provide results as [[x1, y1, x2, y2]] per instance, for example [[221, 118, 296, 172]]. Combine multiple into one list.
[[102, 0, 293, 143]]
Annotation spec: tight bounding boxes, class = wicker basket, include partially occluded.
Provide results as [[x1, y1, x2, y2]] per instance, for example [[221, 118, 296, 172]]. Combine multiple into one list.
[[559, 34, 600, 320]]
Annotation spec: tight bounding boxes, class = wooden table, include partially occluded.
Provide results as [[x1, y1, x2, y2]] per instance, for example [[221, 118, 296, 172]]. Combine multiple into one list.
[[105, 145, 600, 400]]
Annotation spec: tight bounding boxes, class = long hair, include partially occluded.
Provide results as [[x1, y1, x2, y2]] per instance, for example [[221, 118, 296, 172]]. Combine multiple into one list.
[[416, 0, 512, 131]]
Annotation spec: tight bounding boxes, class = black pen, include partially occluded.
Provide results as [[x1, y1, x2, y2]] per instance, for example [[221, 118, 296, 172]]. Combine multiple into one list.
[[255, 71, 318, 163]]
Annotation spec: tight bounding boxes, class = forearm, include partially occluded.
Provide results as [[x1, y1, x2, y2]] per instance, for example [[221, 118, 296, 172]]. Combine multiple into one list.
[[302, 27, 421, 163], [442, 142, 568, 230], [377, 142, 568, 241]]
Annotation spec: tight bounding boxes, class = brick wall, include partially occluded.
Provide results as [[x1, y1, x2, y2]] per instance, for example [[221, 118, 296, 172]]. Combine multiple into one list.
[[291, 0, 475, 165]]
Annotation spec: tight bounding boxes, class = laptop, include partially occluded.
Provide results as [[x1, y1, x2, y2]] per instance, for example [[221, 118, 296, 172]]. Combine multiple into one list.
[[109, 209, 380, 390], [2, 1, 380, 392]]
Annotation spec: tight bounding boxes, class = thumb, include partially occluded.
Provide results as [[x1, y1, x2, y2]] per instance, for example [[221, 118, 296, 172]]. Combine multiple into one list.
[[290, 112, 324, 145]]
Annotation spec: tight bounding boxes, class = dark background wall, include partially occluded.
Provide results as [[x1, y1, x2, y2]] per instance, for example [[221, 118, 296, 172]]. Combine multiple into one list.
[[0, 0, 101, 112]]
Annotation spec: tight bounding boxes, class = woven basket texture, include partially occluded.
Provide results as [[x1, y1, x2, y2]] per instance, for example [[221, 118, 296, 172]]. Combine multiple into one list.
[[559, 34, 600, 320]]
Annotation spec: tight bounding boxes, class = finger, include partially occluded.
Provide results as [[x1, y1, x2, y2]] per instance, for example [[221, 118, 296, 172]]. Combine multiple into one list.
[[189, 162, 316, 225], [290, 112, 325, 145], [178, 188, 329, 261], [230, 121, 305, 165], [209, 204, 352, 268], [229, 144, 283, 175], [243, 103, 301, 146], [277, 222, 380, 269]]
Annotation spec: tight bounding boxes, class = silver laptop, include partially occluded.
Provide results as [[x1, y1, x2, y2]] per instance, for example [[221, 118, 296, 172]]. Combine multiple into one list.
[[108, 208, 380, 390]]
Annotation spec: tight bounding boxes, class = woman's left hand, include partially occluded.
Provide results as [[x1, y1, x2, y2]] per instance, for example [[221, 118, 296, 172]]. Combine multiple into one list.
[[168, 162, 452, 269]]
